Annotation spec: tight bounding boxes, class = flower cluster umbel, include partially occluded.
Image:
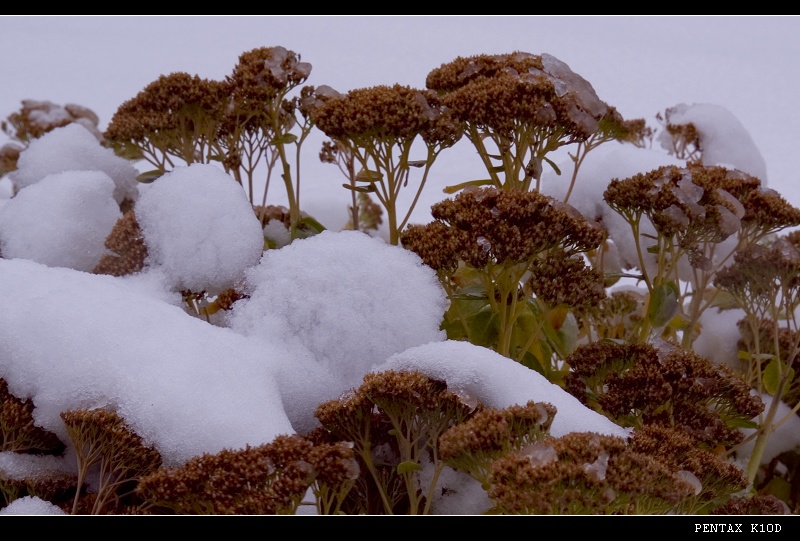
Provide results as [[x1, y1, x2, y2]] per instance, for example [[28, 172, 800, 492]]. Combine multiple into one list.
[[402, 187, 606, 382], [314, 369, 475, 515], [136, 434, 358, 515], [565, 340, 763, 450]]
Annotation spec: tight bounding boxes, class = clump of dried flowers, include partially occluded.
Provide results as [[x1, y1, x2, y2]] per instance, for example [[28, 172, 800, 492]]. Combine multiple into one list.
[[402, 186, 606, 383], [136, 434, 358, 515], [564, 340, 763, 450], [439, 401, 556, 490], [104, 72, 228, 176], [1, 378, 64, 455], [603, 163, 800, 346], [488, 431, 696, 514], [312, 84, 461, 245], [314, 370, 475, 514], [426, 51, 644, 197], [1, 99, 103, 180], [61, 408, 162, 514], [714, 234, 800, 485], [105, 47, 327, 240]]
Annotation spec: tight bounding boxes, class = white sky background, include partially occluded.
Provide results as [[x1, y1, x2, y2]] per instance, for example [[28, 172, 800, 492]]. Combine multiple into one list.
[[1, 15, 799, 222]]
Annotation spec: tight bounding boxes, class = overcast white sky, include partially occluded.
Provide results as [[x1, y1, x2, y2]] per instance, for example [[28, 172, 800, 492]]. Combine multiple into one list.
[[1, 16, 799, 214]]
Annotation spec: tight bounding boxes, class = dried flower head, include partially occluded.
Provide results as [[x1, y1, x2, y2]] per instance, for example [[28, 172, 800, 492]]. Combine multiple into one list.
[[315, 370, 477, 514], [0, 378, 65, 455], [2, 99, 103, 146], [629, 425, 747, 513], [404, 187, 604, 270], [137, 434, 324, 515], [312, 84, 449, 144], [657, 106, 702, 161], [583, 290, 645, 342], [426, 52, 630, 192], [0, 143, 22, 178], [439, 401, 556, 488], [525, 251, 606, 309], [0, 467, 77, 511], [61, 408, 162, 514], [488, 431, 696, 514], [565, 341, 763, 449], [92, 210, 147, 277], [227, 46, 311, 104], [606, 164, 800, 257], [105, 72, 228, 167], [715, 237, 800, 315], [711, 493, 792, 515]]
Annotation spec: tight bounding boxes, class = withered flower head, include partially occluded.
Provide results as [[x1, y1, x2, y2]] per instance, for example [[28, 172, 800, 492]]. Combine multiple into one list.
[[606, 164, 800, 254], [400, 221, 459, 273], [657, 106, 702, 161], [0, 143, 22, 178], [137, 434, 320, 515], [311, 84, 446, 144], [565, 341, 763, 449], [488, 431, 696, 514], [105, 72, 228, 147], [358, 370, 475, 432], [92, 210, 147, 277], [711, 494, 791, 515], [526, 251, 607, 309], [1, 378, 65, 454], [227, 46, 311, 104], [403, 187, 605, 271], [715, 236, 800, 310], [439, 401, 556, 488], [427, 52, 614, 143], [629, 425, 748, 512], [61, 407, 162, 514], [584, 290, 644, 342], [2, 99, 103, 145]]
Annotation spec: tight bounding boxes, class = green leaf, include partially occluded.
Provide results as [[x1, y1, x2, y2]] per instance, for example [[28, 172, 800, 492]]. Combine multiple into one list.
[[646, 244, 660, 254], [738, 351, 774, 362], [397, 461, 422, 475], [272, 133, 298, 145], [113, 143, 145, 161], [761, 477, 793, 504], [727, 418, 759, 429], [342, 183, 377, 193], [136, 170, 164, 184], [290, 217, 327, 241], [555, 310, 578, 356], [763, 359, 781, 395], [543, 156, 561, 175], [464, 309, 499, 348], [519, 350, 547, 378], [450, 284, 489, 301], [538, 307, 578, 358], [355, 169, 383, 182], [298, 215, 327, 235], [263, 237, 278, 250], [709, 290, 740, 310], [646, 282, 680, 328], [443, 179, 493, 194]]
